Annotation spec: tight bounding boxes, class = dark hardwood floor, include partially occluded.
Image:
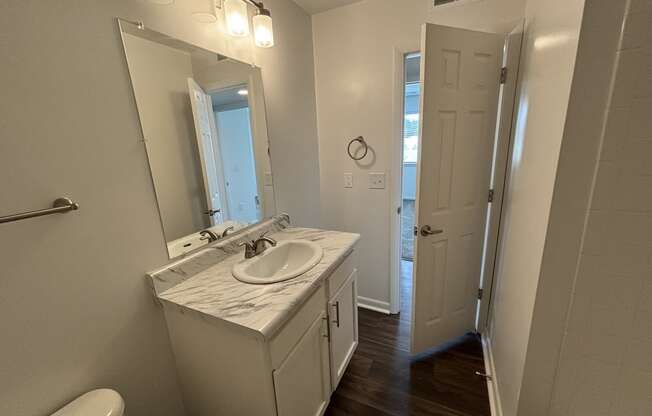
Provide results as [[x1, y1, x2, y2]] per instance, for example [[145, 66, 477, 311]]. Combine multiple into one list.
[[325, 261, 490, 416]]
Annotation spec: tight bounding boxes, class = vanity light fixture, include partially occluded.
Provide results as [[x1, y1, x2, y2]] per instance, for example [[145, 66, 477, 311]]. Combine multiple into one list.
[[252, 7, 274, 48], [224, 0, 250, 37], [237, 89, 249, 96], [224, 0, 274, 48]]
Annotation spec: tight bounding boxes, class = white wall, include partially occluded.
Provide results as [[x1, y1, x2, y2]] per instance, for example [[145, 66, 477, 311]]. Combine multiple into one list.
[[512, 1, 631, 414], [0, 0, 319, 415], [543, 0, 652, 414], [427, 0, 525, 33], [312, 0, 525, 309], [485, 0, 588, 414]]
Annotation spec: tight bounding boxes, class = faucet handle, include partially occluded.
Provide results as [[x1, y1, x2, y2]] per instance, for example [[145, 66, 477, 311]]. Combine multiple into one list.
[[259, 230, 277, 242], [238, 240, 257, 259], [222, 226, 235, 238]]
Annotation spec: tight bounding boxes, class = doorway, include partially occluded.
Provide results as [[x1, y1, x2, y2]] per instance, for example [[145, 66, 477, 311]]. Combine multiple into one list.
[[208, 84, 263, 224], [390, 23, 523, 355], [398, 52, 421, 323]]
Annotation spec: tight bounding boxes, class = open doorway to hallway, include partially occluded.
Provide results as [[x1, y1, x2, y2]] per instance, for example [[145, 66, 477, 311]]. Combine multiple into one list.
[[399, 52, 420, 319]]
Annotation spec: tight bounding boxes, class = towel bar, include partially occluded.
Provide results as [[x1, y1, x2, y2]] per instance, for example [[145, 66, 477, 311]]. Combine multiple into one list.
[[0, 197, 79, 224]]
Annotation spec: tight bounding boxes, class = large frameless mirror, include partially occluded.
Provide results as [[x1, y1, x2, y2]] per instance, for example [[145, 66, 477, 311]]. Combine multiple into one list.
[[119, 20, 276, 258]]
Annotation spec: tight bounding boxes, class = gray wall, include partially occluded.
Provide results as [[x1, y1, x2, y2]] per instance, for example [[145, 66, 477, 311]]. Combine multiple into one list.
[[0, 0, 320, 415]]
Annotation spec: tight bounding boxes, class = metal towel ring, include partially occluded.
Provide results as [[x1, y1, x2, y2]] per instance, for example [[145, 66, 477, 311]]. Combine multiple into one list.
[[347, 136, 368, 161]]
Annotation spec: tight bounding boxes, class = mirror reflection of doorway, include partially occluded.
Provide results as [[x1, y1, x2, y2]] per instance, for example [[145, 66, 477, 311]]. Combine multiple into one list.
[[209, 85, 262, 224]]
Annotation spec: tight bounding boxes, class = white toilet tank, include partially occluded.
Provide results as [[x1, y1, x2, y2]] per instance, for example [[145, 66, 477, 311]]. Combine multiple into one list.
[[50, 389, 124, 416]]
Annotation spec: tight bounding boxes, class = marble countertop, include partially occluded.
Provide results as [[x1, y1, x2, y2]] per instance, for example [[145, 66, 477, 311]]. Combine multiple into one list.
[[157, 227, 360, 338]]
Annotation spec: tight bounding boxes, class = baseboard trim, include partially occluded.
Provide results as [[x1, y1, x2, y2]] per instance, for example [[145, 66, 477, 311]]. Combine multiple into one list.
[[357, 296, 391, 315], [481, 334, 503, 416]]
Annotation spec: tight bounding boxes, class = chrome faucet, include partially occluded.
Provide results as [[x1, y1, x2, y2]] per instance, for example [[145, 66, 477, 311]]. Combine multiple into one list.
[[239, 234, 277, 259], [199, 229, 219, 243], [254, 236, 277, 254], [221, 226, 235, 238]]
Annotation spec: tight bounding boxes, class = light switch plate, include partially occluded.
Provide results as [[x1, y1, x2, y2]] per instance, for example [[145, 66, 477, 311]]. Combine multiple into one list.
[[344, 173, 353, 188], [368, 172, 386, 189]]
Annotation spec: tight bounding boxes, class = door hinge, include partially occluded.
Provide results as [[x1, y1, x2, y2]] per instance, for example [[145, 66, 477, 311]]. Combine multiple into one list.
[[477, 288, 484, 300], [397, 206, 402, 215], [413, 225, 418, 236], [488, 189, 495, 203], [500, 67, 508, 84]]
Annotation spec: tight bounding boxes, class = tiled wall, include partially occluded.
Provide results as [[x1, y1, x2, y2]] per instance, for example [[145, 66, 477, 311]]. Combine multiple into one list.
[[550, 0, 652, 414]]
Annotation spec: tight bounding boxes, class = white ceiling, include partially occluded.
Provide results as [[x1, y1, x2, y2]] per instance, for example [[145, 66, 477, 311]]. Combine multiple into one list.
[[292, 0, 364, 15]]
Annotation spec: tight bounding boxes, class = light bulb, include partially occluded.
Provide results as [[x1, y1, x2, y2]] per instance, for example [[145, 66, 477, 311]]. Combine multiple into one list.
[[224, 0, 249, 37], [253, 10, 274, 48]]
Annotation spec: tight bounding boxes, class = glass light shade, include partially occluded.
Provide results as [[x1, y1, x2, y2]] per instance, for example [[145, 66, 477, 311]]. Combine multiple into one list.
[[224, 0, 249, 37], [253, 14, 274, 48]]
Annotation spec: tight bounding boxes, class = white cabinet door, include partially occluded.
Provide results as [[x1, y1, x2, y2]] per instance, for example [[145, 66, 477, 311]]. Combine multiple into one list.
[[329, 270, 358, 390], [273, 312, 331, 416]]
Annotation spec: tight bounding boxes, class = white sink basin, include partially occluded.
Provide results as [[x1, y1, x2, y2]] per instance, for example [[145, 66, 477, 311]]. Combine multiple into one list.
[[232, 240, 324, 284]]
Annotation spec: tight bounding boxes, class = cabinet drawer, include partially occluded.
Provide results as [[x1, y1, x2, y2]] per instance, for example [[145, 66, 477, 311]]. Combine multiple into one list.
[[270, 285, 326, 370], [327, 250, 355, 299]]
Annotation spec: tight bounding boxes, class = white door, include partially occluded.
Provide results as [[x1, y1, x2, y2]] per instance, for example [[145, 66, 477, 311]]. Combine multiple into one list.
[[188, 78, 227, 225], [328, 270, 358, 390], [273, 312, 331, 416], [411, 24, 504, 354]]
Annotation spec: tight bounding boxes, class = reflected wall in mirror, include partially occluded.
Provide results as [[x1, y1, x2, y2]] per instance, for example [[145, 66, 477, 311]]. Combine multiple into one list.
[[119, 21, 276, 258]]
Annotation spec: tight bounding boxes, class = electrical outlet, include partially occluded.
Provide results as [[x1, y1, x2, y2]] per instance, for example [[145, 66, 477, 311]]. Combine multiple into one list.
[[368, 172, 386, 189], [344, 173, 353, 188]]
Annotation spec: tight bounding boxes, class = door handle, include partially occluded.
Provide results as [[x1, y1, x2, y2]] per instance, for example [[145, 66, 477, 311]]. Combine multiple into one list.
[[332, 301, 340, 328], [204, 209, 221, 217], [420, 225, 443, 237]]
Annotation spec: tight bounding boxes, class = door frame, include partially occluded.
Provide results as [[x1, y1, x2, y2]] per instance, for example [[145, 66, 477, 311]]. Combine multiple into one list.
[[476, 21, 525, 332]]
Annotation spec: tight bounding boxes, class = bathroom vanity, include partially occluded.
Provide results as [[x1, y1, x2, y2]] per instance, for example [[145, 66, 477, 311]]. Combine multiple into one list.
[[148, 220, 359, 416], [124, 20, 360, 415]]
